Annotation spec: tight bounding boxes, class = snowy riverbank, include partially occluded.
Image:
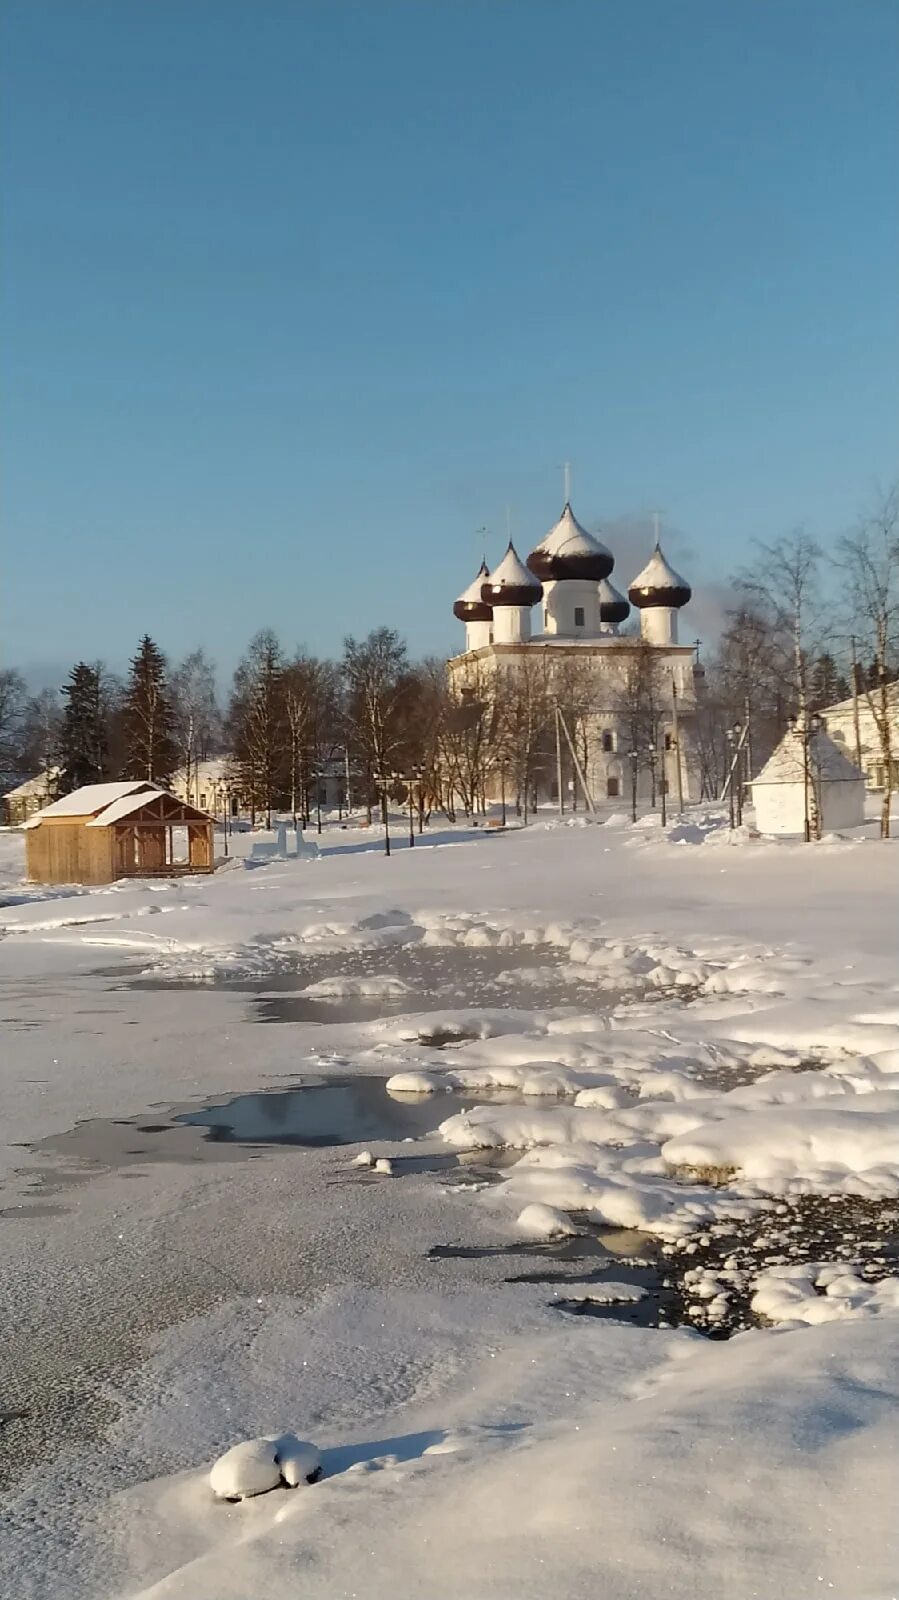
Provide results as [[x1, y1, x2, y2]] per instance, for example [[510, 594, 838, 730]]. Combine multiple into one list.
[[1, 813, 897, 1598]]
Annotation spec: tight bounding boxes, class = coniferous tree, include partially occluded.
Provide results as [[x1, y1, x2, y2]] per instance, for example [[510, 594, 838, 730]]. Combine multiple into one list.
[[227, 629, 286, 827], [122, 636, 178, 784], [59, 662, 109, 793]]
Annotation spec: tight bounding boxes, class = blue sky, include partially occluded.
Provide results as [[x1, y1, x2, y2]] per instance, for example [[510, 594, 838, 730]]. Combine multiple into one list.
[[3, 0, 897, 683]]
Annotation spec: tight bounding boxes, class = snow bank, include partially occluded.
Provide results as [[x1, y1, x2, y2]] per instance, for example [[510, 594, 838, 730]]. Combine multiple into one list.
[[753, 1263, 899, 1325]]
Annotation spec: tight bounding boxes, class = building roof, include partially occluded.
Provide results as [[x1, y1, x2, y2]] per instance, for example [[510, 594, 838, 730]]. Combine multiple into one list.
[[816, 680, 899, 719], [481, 542, 543, 608], [3, 769, 60, 800], [527, 503, 614, 583], [454, 560, 494, 622], [598, 577, 630, 623], [22, 781, 155, 828], [628, 545, 692, 609], [752, 726, 864, 787]]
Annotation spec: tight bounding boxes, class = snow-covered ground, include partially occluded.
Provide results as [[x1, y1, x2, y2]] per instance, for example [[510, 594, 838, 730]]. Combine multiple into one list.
[[1, 809, 897, 1598]]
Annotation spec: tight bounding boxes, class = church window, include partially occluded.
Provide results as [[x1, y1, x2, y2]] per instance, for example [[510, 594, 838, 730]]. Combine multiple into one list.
[[574, 606, 585, 627], [601, 730, 615, 752], [606, 776, 620, 798]]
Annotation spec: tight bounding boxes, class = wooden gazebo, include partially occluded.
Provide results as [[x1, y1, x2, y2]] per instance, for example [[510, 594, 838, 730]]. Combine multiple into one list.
[[24, 781, 215, 885]]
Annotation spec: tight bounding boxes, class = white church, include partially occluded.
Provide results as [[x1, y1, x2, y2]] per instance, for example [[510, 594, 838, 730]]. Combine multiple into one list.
[[448, 500, 701, 809]]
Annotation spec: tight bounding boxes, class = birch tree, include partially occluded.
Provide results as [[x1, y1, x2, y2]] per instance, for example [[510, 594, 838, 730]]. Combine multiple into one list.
[[836, 484, 899, 837]]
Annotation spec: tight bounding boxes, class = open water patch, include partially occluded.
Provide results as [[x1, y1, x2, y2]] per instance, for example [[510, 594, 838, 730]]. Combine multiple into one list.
[[118, 944, 631, 1024]]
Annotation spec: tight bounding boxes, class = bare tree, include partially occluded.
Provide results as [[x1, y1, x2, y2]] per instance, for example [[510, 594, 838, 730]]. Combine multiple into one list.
[[0, 668, 27, 790], [836, 484, 899, 837], [342, 628, 409, 822], [171, 648, 220, 804], [739, 532, 823, 835], [614, 643, 668, 811], [496, 654, 551, 822]]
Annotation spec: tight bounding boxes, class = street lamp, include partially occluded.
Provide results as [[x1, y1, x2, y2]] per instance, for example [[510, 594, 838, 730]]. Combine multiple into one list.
[[216, 782, 229, 859], [374, 771, 392, 857], [405, 767, 423, 847], [628, 749, 640, 823], [726, 720, 743, 829]]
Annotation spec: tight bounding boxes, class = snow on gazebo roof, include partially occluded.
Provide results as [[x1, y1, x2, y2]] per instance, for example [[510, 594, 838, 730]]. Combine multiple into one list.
[[85, 788, 170, 826], [453, 560, 494, 622], [752, 726, 864, 787], [598, 577, 630, 623], [527, 503, 613, 583], [628, 544, 692, 609], [481, 542, 543, 607], [22, 781, 155, 828]]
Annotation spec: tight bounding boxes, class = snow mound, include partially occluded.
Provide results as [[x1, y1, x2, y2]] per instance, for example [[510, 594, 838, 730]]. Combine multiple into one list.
[[753, 1263, 899, 1326], [302, 975, 411, 998], [209, 1435, 321, 1500], [517, 1203, 579, 1239]]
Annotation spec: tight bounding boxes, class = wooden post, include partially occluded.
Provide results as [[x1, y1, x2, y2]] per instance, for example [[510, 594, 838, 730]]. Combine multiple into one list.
[[555, 706, 564, 818]]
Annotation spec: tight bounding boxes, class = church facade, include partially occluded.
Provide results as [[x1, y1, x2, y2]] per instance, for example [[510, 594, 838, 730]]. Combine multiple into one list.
[[447, 501, 702, 811]]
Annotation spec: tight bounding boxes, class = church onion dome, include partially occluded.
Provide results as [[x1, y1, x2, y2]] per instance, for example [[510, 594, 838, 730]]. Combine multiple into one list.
[[526, 502, 614, 582], [598, 577, 630, 625], [453, 560, 494, 622], [628, 544, 692, 609], [481, 542, 543, 607]]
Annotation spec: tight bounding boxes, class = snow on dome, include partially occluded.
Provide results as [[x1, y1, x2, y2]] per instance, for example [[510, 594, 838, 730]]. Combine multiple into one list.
[[598, 577, 630, 625], [22, 780, 155, 829], [454, 560, 494, 622], [753, 726, 864, 787], [527, 503, 614, 583], [481, 542, 543, 608], [628, 545, 692, 610]]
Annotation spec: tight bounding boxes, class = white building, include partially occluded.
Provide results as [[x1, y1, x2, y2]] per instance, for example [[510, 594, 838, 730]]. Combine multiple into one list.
[[751, 725, 865, 836], [448, 501, 701, 809], [817, 683, 899, 792], [2, 769, 60, 826]]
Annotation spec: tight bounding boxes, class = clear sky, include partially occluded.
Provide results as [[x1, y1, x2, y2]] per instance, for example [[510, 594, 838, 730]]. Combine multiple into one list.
[[2, 0, 897, 683]]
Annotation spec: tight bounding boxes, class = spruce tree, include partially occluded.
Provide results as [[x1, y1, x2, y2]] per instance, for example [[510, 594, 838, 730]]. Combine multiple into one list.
[[123, 636, 178, 784], [59, 662, 108, 793]]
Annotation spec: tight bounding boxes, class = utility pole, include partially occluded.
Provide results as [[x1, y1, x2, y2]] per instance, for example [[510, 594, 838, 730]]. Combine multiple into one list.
[[850, 638, 863, 773], [555, 706, 564, 817], [672, 682, 684, 815], [659, 730, 667, 827]]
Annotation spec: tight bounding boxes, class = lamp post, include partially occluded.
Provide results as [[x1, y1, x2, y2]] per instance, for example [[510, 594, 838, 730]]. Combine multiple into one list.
[[217, 783, 229, 859], [406, 768, 422, 847], [374, 771, 392, 857], [647, 743, 658, 815], [658, 733, 667, 828], [628, 749, 639, 824], [727, 720, 743, 828], [500, 759, 507, 827]]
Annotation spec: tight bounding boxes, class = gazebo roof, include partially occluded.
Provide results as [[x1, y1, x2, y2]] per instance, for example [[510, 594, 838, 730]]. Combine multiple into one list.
[[752, 726, 864, 787], [22, 781, 155, 828]]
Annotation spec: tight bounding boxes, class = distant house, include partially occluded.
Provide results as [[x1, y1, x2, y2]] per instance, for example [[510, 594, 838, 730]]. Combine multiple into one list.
[[170, 758, 242, 817], [2, 769, 60, 827], [751, 726, 865, 836], [24, 781, 215, 885], [818, 683, 899, 792]]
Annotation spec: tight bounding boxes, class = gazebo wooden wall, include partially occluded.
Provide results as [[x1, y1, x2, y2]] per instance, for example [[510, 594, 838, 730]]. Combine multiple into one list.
[[26, 794, 215, 886]]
